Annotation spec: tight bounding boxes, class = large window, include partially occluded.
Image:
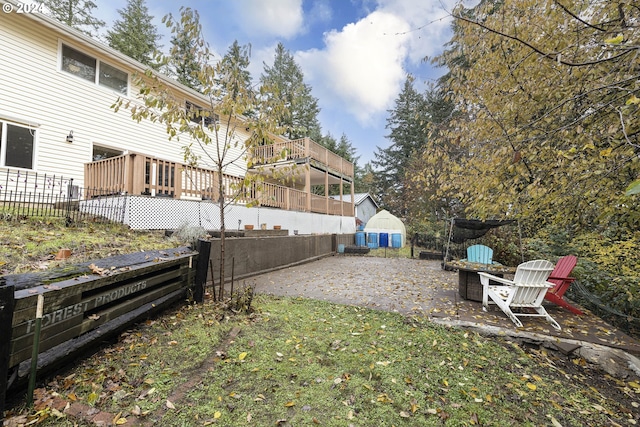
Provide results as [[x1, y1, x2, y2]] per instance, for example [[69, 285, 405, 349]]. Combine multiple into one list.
[[61, 44, 128, 95], [0, 121, 35, 169]]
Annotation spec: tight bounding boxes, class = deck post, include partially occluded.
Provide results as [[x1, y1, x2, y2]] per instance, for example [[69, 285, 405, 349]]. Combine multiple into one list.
[[173, 164, 182, 199], [325, 168, 329, 215], [130, 154, 146, 196], [123, 153, 134, 195], [350, 177, 355, 216], [285, 187, 290, 211]]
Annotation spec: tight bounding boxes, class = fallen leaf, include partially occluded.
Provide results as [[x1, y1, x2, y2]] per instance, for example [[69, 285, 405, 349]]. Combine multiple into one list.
[[88, 263, 107, 276], [166, 399, 176, 409], [551, 417, 562, 427], [605, 33, 623, 44], [87, 391, 98, 405]]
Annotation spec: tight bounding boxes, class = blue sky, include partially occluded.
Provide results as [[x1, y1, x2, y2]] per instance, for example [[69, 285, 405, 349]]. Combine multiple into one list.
[[92, 0, 472, 165]]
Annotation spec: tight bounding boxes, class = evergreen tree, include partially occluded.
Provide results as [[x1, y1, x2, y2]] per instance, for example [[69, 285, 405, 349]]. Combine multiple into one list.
[[336, 133, 359, 165], [356, 162, 376, 195], [43, 0, 105, 36], [313, 132, 361, 196], [404, 83, 458, 223], [215, 41, 253, 114], [337, 133, 361, 196], [260, 42, 322, 141], [372, 75, 428, 216], [106, 0, 161, 68], [166, 10, 204, 91]]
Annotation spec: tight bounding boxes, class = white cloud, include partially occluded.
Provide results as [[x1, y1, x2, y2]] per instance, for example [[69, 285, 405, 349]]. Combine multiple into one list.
[[232, 0, 304, 39], [294, 0, 475, 128], [298, 10, 410, 125], [249, 42, 280, 81], [308, 0, 333, 25], [375, 0, 460, 64]]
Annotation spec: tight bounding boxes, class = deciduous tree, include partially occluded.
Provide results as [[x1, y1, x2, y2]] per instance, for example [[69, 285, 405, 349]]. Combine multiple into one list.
[[114, 7, 287, 299], [424, 0, 639, 235]]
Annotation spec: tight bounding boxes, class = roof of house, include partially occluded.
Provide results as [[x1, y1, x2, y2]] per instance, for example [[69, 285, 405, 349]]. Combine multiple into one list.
[[331, 193, 379, 207]]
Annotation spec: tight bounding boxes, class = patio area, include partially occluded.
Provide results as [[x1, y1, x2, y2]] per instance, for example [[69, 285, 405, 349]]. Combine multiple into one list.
[[250, 256, 640, 360]]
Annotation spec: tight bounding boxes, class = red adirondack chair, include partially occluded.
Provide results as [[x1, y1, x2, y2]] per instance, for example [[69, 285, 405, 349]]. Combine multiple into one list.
[[544, 255, 584, 315]]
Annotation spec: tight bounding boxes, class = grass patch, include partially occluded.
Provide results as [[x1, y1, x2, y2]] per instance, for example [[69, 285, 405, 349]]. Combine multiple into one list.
[[0, 217, 181, 274], [13, 295, 638, 426]]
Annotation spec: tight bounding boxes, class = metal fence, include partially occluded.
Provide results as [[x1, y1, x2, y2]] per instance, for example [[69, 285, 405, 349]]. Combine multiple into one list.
[[0, 169, 126, 225]]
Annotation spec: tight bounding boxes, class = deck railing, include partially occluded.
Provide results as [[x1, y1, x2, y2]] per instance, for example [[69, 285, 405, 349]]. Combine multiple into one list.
[[251, 137, 354, 178], [84, 153, 353, 216]]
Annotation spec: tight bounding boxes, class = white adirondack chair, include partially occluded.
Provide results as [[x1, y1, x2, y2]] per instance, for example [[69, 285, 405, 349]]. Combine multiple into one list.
[[478, 260, 561, 330]]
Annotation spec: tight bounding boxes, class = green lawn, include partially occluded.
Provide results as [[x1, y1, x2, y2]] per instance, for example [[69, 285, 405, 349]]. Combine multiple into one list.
[[9, 295, 639, 426]]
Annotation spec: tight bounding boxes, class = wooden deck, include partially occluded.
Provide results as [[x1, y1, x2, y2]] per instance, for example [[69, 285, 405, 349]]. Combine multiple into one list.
[[84, 148, 354, 216]]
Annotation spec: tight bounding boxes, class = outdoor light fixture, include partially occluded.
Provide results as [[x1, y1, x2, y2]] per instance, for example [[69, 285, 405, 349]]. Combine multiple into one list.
[[66, 130, 74, 143]]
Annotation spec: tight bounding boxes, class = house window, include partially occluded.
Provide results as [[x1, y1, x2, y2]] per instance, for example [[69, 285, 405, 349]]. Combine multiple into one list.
[[61, 44, 128, 95], [186, 101, 218, 126], [1, 121, 35, 169], [61, 44, 96, 83], [92, 144, 123, 161], [99, 62, 128, 95]]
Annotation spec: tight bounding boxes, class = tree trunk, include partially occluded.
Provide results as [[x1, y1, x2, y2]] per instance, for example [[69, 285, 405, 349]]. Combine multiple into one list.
[[218, 170, 225, 300]]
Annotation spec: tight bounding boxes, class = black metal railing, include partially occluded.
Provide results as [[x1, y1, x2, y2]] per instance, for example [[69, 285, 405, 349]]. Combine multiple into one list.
[[0, 169, 126, 225]]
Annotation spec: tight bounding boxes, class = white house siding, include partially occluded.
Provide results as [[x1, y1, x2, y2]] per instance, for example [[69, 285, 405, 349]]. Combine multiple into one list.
[[0, 10, 249, 190]]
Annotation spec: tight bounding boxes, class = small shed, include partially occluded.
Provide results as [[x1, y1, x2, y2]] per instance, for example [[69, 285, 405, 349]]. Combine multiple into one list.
[[332, 193, 379, 229], [364, 209, 406, 248]]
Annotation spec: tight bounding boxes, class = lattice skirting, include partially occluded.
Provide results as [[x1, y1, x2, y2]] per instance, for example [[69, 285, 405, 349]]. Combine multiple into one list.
[[80, 195, 356, 235]]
